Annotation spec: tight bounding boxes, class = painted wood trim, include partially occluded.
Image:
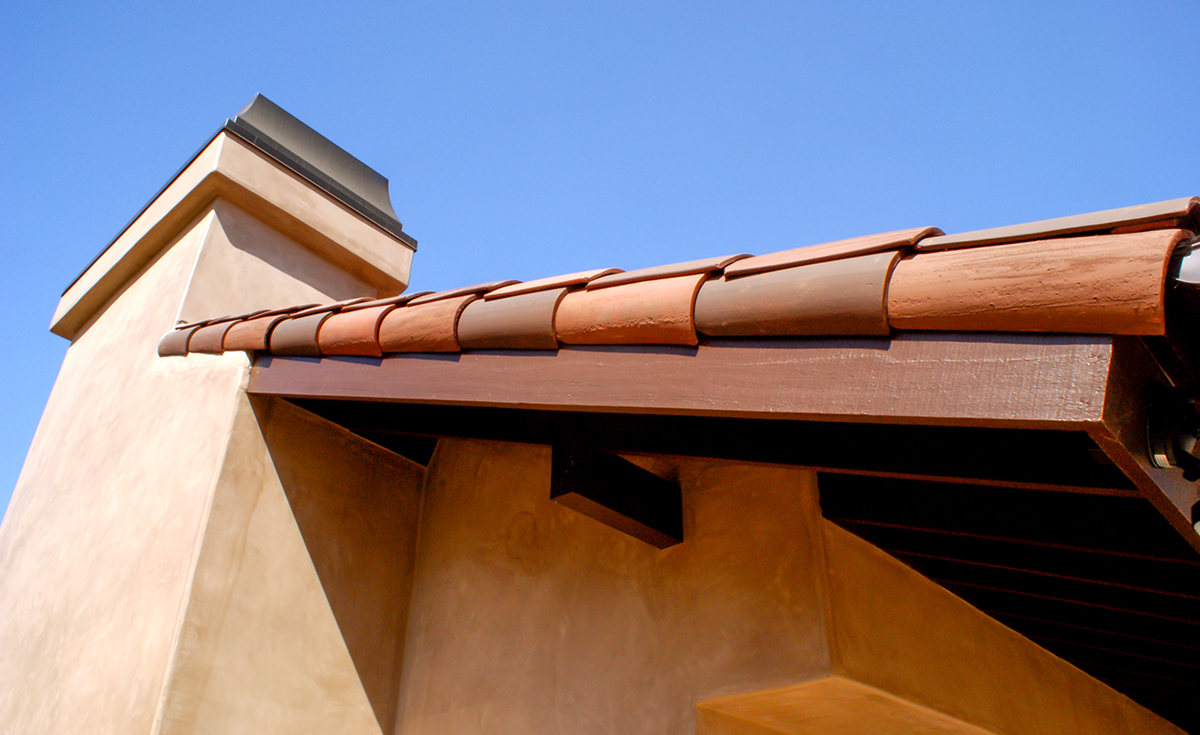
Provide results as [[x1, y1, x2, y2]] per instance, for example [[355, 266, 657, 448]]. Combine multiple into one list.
[[248, 332, 1114, 428], [1088, 337, 1200, 554]]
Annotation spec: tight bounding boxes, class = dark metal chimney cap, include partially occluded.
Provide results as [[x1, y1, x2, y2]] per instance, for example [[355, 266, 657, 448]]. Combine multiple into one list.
[[223, 94, 415, 250]]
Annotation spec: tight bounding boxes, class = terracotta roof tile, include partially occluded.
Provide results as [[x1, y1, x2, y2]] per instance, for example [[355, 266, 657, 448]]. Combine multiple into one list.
[[556, 273, 708, 346], [696, 251, 898, 337], [724, 227, 940, 278], [156, 197, 1200, 360], [407, 281, 520, 306], [157, 325, 200, 357], [888, 229, 1189, 334], [485, 270, 621, 300], [288, 297, 374, 319], [187, 321, 239, 354], [378, 294, 477, 352], [222, 307, 315, 352], [459, 288, 565, 350], [917, 197, 1200, 252], [269, 312, 333, 357], [317, 305, 392, 357], [585, 255, 748, 290], [339, 292, 433, 312]]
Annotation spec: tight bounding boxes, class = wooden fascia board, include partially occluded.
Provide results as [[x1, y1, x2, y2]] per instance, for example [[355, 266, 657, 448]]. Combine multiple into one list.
[[1089, 336, 1200, 554], [248, 332, 1114, 429]]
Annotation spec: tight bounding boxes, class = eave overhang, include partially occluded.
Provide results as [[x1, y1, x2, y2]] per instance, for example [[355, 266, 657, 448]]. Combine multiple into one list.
[[246, 331, 1200, 554]]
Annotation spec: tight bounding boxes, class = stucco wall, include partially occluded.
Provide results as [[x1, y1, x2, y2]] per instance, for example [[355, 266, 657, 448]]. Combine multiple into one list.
[[0, 201, 380, 735], [0, 218, 246, 734], [396, 440, 832, 734], [155, 395, 425, 735]]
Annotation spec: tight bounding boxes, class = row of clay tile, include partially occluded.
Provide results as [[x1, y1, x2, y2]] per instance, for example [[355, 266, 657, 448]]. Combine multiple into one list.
[[159, 225, 1191, 359]]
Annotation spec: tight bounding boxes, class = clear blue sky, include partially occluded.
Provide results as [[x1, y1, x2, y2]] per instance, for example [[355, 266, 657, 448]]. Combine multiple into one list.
[[2, 1, 1199, 518]]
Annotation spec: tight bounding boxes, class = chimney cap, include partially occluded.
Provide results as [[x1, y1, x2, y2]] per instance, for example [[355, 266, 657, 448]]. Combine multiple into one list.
[[223, 95, 413, 250]]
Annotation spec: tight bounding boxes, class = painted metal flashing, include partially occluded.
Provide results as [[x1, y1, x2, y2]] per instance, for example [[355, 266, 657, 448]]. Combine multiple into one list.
[[223, 95, 416, 250]]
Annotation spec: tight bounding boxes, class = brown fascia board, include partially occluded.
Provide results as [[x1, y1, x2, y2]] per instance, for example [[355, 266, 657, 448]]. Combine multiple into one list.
[[249, 332, 1114, 429], [53, 127, 414, 341], [249, 333, 1200, 554]]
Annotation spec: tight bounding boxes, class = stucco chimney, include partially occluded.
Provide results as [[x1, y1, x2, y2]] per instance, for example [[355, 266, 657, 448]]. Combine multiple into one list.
[[51, 94, 416, 340]]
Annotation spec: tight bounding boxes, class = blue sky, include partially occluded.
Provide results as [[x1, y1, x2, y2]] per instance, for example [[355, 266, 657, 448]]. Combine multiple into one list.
[[3, 1, 1199, 518]]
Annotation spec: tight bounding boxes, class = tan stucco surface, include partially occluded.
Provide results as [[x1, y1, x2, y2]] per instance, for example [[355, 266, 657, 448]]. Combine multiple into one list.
[[394, 440, 1180, 734], [397, 441, 832, 734], [0, 220, 245, 734], [0, 201, 381, 734], [177, 200, 373, 325], [256, 396, 425, 733], [821, 522, 1181, 735], [697, 676, 996, 735], [154, 394, 421, 735]]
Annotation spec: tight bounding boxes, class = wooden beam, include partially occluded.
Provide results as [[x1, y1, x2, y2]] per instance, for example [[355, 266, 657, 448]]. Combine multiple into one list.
[[1088, 337, 1200, 554], [249, 333, 1114, 428], [550, 447, 683, 548]]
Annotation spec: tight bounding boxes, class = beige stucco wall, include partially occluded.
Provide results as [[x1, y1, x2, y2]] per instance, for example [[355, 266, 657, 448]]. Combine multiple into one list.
[[0, 201, 383, 735], [155, 395, 425, 735], [177, 199, 374, 325], [397, 440, 832, 734], [398, 440, 1182, 735]]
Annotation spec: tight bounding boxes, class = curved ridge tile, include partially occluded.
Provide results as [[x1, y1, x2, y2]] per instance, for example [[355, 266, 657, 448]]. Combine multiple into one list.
[[918, 197, 1200, 252], [157, 325, 199, 357], [222, 306, 318, 352], [318, 305, 394, 357], [888, 229, 1190, 335], [340, 292, 433, 312], [288, 297, 373, 319], [269, 312, 335, 356], [725, 228, 940, 279], [378, 294, 477, 352], [695, 251, 899, 337], [188, 321, 239, 354], [586, 255, 749, 290], [485, 270, 622, 300], [555, 273, 708, 346], [407, 281, 519, 306], [459, 287, 566, 350]]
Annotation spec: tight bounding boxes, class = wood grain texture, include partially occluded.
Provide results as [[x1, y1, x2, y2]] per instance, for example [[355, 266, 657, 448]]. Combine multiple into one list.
[[377, 294, 475, 353], [919, 197, 1199, 251], [695, 251, 898, 337], [724, 227, 941, 278], [250, 333, 1114, 428], [555, 273, 707, 346], [586, 255, 749, 290], [457, 287, 565, 350], [887, 230, 1188, 335]]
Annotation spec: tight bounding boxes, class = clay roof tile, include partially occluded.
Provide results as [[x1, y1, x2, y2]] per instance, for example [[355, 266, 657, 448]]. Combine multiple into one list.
[[917, 197, 1200, 252]]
